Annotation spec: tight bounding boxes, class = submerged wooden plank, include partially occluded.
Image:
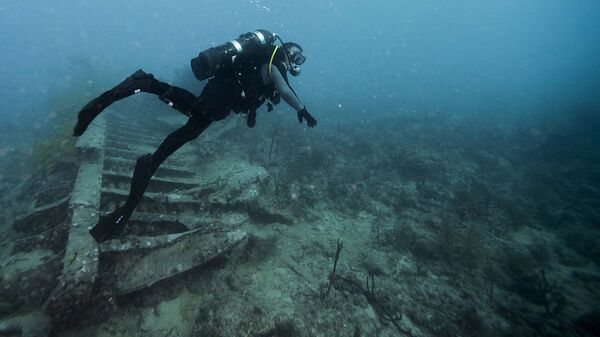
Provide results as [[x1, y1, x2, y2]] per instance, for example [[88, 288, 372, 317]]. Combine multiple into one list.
[[98, 229, 247, 294], [12, 197, 70, 234]]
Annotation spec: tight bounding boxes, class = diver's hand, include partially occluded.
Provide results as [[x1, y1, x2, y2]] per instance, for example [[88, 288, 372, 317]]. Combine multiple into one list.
[[297, 106, 317, 127]]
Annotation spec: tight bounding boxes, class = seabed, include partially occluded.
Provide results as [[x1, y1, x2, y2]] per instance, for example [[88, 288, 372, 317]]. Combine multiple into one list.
[[0, 106, 599, 337]]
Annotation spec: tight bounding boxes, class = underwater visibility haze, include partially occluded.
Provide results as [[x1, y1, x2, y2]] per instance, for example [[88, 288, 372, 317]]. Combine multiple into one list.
[[0, 0, 599, 336]]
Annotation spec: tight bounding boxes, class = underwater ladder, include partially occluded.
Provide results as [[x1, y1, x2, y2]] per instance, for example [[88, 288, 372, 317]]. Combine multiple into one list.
[[12, 109, 248, 327]]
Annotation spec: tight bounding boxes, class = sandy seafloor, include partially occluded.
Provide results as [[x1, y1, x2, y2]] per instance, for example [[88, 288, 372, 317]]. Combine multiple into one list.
[[0, 104, 599, 337]]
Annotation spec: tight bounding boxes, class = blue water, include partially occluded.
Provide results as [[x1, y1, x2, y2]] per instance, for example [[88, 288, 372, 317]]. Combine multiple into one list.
[[2, 1, 599, 125], [1, 1, 599, 336]]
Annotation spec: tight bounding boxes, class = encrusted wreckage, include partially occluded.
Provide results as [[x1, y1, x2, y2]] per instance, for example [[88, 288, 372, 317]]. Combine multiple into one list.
[[2, 111, 253, 332]]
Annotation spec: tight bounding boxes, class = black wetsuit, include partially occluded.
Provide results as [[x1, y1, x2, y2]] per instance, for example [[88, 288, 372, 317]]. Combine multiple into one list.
[[80, 60, 311, 242]]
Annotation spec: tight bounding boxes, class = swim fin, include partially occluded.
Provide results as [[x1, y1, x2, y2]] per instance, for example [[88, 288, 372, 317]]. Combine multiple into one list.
[[89, 205, 134, 242], [73, 70, 156, 136], [89, 154, 154, 242]]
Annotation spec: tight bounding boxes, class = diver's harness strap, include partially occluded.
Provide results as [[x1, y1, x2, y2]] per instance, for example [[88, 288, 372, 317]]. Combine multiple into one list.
[[230, 49, 269, 128], [232, 38, 301, 127]]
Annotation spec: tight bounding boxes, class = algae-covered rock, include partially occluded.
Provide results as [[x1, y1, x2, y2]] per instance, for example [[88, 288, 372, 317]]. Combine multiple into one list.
[[0, 250, 61, 314], [0, 310, 52, 337]]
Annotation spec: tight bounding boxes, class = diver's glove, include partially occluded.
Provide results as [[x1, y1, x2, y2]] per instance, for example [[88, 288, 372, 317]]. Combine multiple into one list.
[[297, 106, 317, 127]]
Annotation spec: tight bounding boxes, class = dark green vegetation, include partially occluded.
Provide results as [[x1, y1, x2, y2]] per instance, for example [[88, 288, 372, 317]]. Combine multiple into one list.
[[30, 58, 121, 176], [31, 120, 80, 175]]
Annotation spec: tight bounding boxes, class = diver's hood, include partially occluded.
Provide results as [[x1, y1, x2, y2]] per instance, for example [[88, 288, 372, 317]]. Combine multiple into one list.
[[282, 42, 304, 77]]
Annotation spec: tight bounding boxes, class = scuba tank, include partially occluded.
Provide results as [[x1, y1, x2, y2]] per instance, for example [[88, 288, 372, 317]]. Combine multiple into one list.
[[191, 29, 277, 81]]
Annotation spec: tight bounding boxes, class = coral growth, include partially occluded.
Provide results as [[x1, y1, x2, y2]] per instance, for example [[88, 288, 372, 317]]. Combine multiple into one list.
[[31, 120, 80, 175]]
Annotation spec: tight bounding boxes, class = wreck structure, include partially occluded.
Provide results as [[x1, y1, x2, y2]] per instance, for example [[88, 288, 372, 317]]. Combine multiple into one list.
[[3, 110, 250, 331]]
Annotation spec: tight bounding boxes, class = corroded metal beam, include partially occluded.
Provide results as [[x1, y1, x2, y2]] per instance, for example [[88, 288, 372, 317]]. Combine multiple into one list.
[[43, 115, 105, 327]]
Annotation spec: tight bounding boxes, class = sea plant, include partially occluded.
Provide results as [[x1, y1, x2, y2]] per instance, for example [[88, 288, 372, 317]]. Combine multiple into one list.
[[31, 119, 80, 175], [30, 59, 113, 175]]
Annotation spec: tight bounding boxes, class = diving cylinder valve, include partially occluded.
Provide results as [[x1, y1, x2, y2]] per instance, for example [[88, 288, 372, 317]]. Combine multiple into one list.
[[191, 29, 277, 81]]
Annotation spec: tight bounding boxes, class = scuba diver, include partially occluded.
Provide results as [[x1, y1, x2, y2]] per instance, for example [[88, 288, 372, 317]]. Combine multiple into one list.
[[73, 29, 317, 242]]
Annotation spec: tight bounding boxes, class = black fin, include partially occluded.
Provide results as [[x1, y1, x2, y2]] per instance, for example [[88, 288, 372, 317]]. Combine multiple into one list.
[[73, 69, 155, 136], [89, 206, 131, 242]]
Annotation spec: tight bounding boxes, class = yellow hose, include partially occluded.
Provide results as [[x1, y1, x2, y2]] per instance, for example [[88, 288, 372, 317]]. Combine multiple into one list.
[[268, 45, 279, 80]]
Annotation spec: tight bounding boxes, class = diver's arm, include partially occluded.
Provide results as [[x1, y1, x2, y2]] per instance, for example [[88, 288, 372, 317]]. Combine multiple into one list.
[[270, 66, 304, 112], [261, 64, 316, 127]]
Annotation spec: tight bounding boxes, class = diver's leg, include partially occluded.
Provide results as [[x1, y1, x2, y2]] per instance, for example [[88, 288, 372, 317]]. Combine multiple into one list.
[[90, 116, 212, 242], [158, 86, 197, 117], [125, 115, 212, 207], [73, 70, 197, 136]]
